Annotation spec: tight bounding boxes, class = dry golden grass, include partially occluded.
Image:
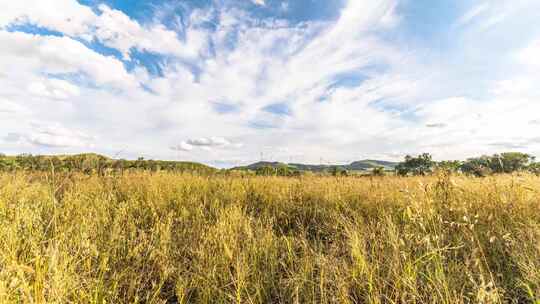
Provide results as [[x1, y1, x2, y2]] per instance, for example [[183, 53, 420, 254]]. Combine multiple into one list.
[[0, 172, 539, 303]]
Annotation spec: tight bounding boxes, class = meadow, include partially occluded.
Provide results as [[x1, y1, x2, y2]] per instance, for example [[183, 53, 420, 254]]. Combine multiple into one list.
[[0, 172, 539, 303]]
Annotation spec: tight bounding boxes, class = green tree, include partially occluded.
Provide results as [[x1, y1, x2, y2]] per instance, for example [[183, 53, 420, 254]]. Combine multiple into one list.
[[330, 166, 346, 177], [0, 158, 7, 171], [495, 152, 534, 173], [395, 153, 434, 176], [371, 167, 385, 176], [528, 162, 540, 175], [256, 166, 276, 176], [276, 165, 292, 177], [461, 153, 534, 176], [437, 160, 462, 173], [460, 156, 492, 177]]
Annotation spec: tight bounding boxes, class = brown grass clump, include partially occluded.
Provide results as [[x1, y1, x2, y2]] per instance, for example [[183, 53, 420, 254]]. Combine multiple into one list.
[[0, 172, 539, 303]]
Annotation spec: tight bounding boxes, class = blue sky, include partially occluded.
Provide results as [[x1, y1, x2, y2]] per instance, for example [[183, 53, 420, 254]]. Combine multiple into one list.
[[1, 0, 540, 167]]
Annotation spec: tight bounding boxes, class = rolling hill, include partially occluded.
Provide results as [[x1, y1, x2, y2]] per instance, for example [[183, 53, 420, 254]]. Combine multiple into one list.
[[0, 153, 216, 173], [234, 159, 397, 172]]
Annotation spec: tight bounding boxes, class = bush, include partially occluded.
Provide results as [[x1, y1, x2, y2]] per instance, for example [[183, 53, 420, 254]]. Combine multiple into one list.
[[528, 162, 540, 175]]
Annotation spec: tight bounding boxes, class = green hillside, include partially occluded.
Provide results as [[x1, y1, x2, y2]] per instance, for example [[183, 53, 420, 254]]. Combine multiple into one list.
[[0, 153, 216, 174], [347, 159, 397, 170], [234, 159, 397, 173]]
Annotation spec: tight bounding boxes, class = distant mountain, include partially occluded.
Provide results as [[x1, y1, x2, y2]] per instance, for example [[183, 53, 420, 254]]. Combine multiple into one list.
[[234, 159, 398, 172]]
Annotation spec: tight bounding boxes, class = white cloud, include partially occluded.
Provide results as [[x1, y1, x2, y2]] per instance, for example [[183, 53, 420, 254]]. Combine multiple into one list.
[[491, 77, 538, 98], [516, 39, 540, 67], [0, 30, 137, 89], [187, 137, 230, 147], [457, 3, 490, 26], [0, 0, 209, 60], [93, 4, 208, 59], [170, 142, 193, 152], [456, 0, 540, 32], [170, 137, 243, 153], [27, 78, 80, 100], [0, 98, 29, 114], [0, 0, 97, 36], [11, 123, 95, 148]]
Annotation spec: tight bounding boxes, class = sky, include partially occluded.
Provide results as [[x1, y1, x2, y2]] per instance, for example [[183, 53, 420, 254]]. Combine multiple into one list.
[[0, 0, 539, 167]]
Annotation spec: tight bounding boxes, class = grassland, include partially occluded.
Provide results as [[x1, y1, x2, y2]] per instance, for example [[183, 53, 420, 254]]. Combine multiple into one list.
[[0, 172, 539, 303]]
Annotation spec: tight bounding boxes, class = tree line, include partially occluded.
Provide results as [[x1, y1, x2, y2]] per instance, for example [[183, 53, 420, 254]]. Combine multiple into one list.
[[0, 153, 216, 175], [396, 152, 539, 176], [253, 152, 540, 177], [1, 151, 539, 177]]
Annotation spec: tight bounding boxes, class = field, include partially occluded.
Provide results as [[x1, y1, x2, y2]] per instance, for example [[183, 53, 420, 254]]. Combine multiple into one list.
[[1, 172, 539, 303]]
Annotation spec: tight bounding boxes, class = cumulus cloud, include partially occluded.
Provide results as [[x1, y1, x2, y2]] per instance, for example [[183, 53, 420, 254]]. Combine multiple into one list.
[[92, 4, 208, 59], [27, 78, 80, 100], [0, 0, 96, 35], [1, 0, 209, 60], [169, 137, 243, 153], [0, 30, 137, 89], [187, 137, 231, 147], [8, 123, 95, 148], [185, 137, 243, 149], [170, 142, 193, 152]]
